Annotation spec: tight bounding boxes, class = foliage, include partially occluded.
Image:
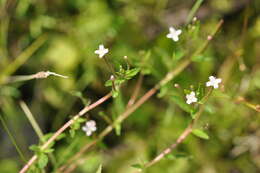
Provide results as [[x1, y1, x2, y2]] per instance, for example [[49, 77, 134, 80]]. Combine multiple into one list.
[[0, 0, 260, 173]]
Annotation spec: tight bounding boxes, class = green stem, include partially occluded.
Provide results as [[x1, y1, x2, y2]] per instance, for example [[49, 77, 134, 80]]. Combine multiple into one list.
[[142, 89, 213, 170], [103, 56, 116, 76], [19, 101, 57, 166], [0, 114, 27, 162], [58, 19, 224, 172], [186, 0, 204, 24]]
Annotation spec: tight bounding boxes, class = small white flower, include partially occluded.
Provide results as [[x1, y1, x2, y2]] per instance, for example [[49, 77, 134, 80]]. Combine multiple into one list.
[[206, 76, 222, 89], [94, 44, 109, 58], [186, 91, 198, 104], [82, 120, 97, 136], [166, 27, 182, 42]]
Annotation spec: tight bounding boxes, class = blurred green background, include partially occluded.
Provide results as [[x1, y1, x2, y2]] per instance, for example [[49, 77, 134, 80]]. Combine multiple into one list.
[[0, 0, 260, 172]]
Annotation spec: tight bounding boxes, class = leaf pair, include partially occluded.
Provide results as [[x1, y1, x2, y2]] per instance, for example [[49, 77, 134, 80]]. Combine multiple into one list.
[[105, 66, 140, 98], [69, 117, 86, 138]]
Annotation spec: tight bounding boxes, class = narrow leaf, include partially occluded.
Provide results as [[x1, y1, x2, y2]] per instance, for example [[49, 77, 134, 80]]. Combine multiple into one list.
[[192, 129, 209, 140], [131, 163, 144, 170]]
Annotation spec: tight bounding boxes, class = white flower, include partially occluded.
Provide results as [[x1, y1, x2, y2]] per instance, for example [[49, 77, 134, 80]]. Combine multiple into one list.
[[206, 76, 222, 89], [166, 27, 182, 42], [82, 120, 97, 136], [186, 91, 198, 104], [94, 44, 109, 58]]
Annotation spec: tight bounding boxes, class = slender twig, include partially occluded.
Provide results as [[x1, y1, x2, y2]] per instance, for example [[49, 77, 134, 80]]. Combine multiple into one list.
[[127, 74, 144, 108], [20, 101, 44, 138], [59, 87, 157, 172], [6, 71, 68, 84], [139, 89, 212, 171], [19, 101, 57, 165], [186, 0, 204, 24], [19, 93, 112, 173], [0, 114, 27, 162], [60, 20, 223, 172], [235, 97, 260, 113], [22, 19, 223, 173], [103, 56, 116, 76]]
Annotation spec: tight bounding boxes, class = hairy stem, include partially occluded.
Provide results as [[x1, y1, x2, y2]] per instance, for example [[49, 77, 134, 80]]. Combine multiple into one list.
[[127, 74, 144, 108], [60, 20, 223, 172], [141, 89, 212, 170], [20, 101, 57, 166], [0, 114, 27, 162], [19, 93, 112, 173]]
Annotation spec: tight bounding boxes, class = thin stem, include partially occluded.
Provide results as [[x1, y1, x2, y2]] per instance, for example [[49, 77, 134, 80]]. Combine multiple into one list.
[[127, 74, 144, 108], [20, 101, 44, 139], [59, 20, 223, 173], [103, 56, 116, 76], [137, 89, 213, 171], [186, 0, 204, 24], [0, 114, 27, 163], [59, 87, 157, 172], [19, 101, 57, 165], [19, 93, 112, 173], [235, 97, 260, 112]]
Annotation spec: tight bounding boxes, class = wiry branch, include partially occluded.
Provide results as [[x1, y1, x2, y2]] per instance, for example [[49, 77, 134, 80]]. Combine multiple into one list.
[[19, 93, 112, 173], [139, 89, 212, 171], [59, 20, 223, 173]]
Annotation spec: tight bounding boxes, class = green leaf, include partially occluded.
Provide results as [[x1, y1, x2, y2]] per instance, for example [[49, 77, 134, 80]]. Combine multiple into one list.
[[105, 79, 113, 87], [196, 83, 205, 101], [131, 163, 144, 170], [37, 153, 48, 169], [190, 107, 199, 119], [125, 68, 140, 79], [43, 148, 54, 154], [56, 133, 66, 140], [183, 89, 191, 95], [105, 78, 125, 87], [115, 123, 121, 136], [165, 153, 190, 160], [191, 55, 212, 62], [70, 117, 86, 137], [96, 164, 102, 173], [77, 117, 86, 123], [172, 49, 185, 61], [165, 154, 176, 160], [170, 95, 194, 113], [192, 129, 209, 140], [157, 84, 170, 98], [112, 89, 119, 98], [42, 133, 53, 142], [69, 129, 76, 138], [29, 145, 40, 153], [174, 153, 190, 158]]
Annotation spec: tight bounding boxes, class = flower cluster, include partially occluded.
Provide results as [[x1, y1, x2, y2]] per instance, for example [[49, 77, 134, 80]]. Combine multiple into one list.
[[92, 28, 221, 137], [186, 76, 222, 104]]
